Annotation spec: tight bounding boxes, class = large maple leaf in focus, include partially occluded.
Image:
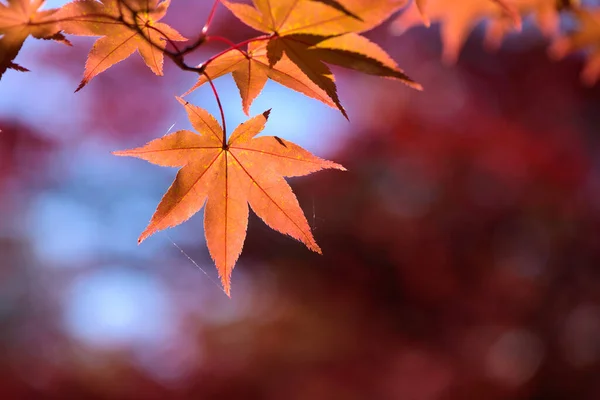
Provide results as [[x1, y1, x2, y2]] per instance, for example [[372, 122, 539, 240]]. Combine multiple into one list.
[[190, 0, 419, 117], [0, 0, 68, 79], [391, 0, 563, 63], [114, 98, 345, 296], [57, 0, 185, 91]]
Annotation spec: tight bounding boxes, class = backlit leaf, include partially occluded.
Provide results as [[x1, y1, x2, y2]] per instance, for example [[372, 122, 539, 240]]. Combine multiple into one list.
[[114, 98, 345, 295], [184, 40, 340, 116], [188, 1, 419, 117], [0, 0, 67, 78], [57, 0, 186, 91], [223, 0, 406, 36], [307, 33, 422, 89]]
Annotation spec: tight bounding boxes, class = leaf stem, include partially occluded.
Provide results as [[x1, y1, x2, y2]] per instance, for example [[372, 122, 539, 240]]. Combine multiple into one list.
[[203, 72, 227, 143], [173, 0, 220, 57], [202, 34, 272, 68], [205, 35, 241, 49], [69, 0, 268, 140], [202, 0, 220, 35]]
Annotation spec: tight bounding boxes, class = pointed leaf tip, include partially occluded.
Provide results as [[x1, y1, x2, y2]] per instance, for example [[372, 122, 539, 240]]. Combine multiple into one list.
[[112, 149, 133, 156], [74, 79, 87, 93], [314, 245, 323, 255], [8, 62, 29, 72], [175, 96, 189, 106], [274, 136, 287, 147], [410, 81, 423, 91], [263, 109, 272, 119]]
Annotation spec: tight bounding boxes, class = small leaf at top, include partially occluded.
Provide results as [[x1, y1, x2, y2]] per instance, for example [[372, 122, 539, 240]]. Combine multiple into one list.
[[57, 0, 186, 91], [196, 0, 419, 117], [185, 40, 344, 117], [222, 0, 406, 37]]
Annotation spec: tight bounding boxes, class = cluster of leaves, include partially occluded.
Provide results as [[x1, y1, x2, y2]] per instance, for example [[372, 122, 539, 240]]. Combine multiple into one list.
[[0, 0, 598, 295], [392, 0, 599, 84]]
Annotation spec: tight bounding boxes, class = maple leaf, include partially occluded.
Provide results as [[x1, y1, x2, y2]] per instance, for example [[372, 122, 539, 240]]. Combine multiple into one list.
[[57, 0, 186, 91], [214, 0, 417, 117], [187, 0, 418, 117], [222, 0, 406, 36], [113, 98, 345, 296], [0, 0, 69, 79], [184, 40, 340, 116], [550, 7, 600, 85], [391, 0, 561, 63], [306, 33, 422, 86]]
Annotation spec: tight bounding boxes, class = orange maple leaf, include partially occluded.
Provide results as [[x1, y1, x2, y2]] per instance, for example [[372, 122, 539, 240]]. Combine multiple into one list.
[[184, 40, 339, 115], [0, 0, 69, 78], [57, 0, 185, 91], [184, 35, 420, 117], [222, 0, 405, 36], [205, 0, 417, 117], [114, 98, 345, 296]]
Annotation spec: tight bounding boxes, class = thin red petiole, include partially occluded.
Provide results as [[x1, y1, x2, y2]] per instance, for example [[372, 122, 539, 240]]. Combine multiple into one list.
[[203, 72, 227, 143], [205, 35, 240, 49], [202, 35, 272, 69], [202, 0, 220, 35]]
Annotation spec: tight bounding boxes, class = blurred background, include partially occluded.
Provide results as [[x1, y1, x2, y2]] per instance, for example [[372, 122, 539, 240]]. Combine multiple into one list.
[[2, 0, 600, 398]]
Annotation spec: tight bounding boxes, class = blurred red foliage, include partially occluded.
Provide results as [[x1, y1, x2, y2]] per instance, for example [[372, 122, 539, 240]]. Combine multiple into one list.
[[0, 120, 55, 190]]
